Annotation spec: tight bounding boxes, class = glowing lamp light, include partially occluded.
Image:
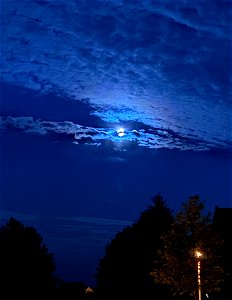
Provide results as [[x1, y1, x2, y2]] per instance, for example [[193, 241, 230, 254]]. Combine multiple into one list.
[[195, 250, 203, 259], [195, 249, 203, 300], [117, 128, 125, 137]]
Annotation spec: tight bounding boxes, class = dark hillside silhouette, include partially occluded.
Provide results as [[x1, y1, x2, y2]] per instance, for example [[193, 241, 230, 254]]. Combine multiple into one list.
[[0, 217, 56, 298]]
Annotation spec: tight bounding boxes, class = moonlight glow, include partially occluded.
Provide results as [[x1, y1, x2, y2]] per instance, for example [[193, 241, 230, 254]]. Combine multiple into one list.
[[0, 0, 231, 291], [117, 128, 125, 137]]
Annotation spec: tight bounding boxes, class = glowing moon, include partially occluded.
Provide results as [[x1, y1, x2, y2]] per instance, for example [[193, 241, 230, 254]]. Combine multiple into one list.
[[117, 128, 125, 137]]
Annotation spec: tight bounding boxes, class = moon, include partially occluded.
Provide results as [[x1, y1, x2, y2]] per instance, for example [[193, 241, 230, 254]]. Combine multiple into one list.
[[117, 128, 125, 137]]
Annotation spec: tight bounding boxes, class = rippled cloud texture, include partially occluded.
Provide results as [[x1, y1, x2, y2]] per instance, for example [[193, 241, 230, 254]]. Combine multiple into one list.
[[1, 0, 232, 150]]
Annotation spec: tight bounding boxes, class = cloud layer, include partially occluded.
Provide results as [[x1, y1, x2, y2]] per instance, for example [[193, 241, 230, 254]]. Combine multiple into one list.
[[0, 115, 229, 151], [1, 0, 231, 150]]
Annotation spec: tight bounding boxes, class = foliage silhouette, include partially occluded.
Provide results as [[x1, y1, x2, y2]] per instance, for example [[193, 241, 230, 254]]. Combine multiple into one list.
[[94, 193, 174, 299], [213, 207, 232, 300], [0, 217, 57, 298], [151, 195, 224, 299]]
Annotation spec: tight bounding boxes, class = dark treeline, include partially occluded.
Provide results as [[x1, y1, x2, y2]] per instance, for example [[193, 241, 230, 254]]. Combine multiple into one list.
[[0, 194, 231, 299], [0, 217, 93, 299]]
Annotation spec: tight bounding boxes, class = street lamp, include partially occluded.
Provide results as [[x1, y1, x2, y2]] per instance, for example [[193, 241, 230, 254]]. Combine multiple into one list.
[[195, 250, 203, 300]]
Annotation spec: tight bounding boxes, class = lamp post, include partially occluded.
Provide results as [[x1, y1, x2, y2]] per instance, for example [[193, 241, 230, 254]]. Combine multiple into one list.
[[195, 250, 203, 300]]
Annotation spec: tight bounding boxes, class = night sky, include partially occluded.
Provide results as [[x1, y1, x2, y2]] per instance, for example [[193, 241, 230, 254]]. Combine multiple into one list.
[[0, 0, 232, 286]]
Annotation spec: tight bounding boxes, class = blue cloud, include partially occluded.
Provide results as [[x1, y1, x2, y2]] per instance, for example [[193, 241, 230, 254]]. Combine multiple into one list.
[[1, 0, 231, 151], [1, 115, 230, 151]]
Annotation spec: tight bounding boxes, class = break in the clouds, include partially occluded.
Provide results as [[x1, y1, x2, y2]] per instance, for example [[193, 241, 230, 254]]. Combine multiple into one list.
[[1, 0, 231, 150]]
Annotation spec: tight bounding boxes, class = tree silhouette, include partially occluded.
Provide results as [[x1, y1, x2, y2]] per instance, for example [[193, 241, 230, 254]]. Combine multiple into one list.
[[213, 207, 232, 300], [95, 194, 174, 299], [151, 195, 224, 299], [0, 217, 57, 298]]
